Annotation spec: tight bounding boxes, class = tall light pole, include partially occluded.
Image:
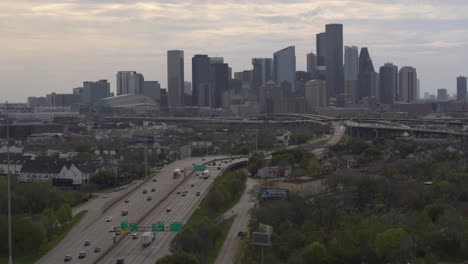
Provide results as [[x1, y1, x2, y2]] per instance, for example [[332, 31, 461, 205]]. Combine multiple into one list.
[[5, 101, 13, 264]]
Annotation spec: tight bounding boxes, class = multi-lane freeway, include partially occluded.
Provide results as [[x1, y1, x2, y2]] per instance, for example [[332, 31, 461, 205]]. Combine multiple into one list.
[[37, 155, 241, 264]]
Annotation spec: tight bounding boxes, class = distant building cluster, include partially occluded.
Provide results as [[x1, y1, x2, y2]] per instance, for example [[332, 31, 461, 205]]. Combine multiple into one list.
[[22, 23, 468, 115]]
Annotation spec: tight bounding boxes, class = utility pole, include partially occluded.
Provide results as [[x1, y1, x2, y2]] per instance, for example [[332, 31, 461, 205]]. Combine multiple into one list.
[[6, 102, 13, 264], [144, 140, 148, 179]]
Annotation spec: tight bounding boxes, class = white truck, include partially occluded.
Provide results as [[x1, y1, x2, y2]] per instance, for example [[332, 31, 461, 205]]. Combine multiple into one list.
[[142, 232, 155, 247], [201, 170, 210, 179], [173, 169, 181, 179]]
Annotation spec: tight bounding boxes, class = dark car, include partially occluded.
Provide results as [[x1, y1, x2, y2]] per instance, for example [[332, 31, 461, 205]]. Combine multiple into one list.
[[152, 179, 157, 182], [124, 199, 129, 203], [84, 240, 91, 246], [147, 196, 152, 201], [78, 251, 86, 259], [151, 188, 156, 192], [196, 191, 200, 196], [94, 247, 101, 253], [116, 258, 125, 264], [64, 255, 72, 262], [191, 184, 195, 187]]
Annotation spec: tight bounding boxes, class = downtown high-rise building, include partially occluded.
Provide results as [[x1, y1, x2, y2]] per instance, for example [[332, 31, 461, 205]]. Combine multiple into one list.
[[398, 66, 417, 102], [116, 71, 144, 95], [325, 24, 344, 101], [437, 88, 448, 101], [379, 63, 398, 104], [142, 81, 161, 102], [306, 52, 317, 80], [316, 32, 327, 81], [274, 46, 296, 93], [82, 79, 111, 105], [344, 46, 359, 81], [457, 76, 467, 101], [210, 62, 230, 108], [305, 80, 327, 112], [358, 47, 376, 101], [252, 58, 273, 91], [167, 50, 184, 109], [192, 54, 211, 106]]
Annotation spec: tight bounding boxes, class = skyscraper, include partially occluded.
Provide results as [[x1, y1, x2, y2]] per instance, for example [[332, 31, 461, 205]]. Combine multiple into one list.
[[82, 80, 111, 105], [344, 46, 359, 81], [316, 32, 327, 81], [116, 71, 144, 95], [437, 88, 448, 101], [305, 80, 327, 112], [379, 63, 398, 104], [457, 76, 467, 101], [358, 47, 376, 101], [273, 46, 296, 93], [142, 81, 161, 102], [167, 50, 184, 109], [192, 54, 211, 106], [325, 24, 344, 101], [210, 62, 230, 108], [306, 52, 317, 79], [398, 66, 417, 102], [252, 58, 273, 91]]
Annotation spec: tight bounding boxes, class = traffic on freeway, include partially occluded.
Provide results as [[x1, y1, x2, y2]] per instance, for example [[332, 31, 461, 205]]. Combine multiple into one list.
[[36, 155, 237, 264]]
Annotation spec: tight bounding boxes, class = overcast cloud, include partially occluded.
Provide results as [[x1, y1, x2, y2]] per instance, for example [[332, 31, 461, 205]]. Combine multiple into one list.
[[1, 0, 467, 102]]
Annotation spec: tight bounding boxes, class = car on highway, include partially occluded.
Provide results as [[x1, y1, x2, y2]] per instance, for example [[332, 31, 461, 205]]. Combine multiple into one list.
[[116, 258, 125, 264], [132, 233, 138, 239], [121, 210, 128, 216], [147, 196, 152, 201], [142, 189, 148, 194], [177, 190, 181, 194], [152, 178, 157, 182], [102, 195, 108, 198], [109, 226, 115, 232], [218, 167, 221, 170], [166, 207, 171, 212], [181, 192, 186, 197], [64, 255, 72, 262], [106, 216, 112, 222], [191, 184, 195, 187], [94, 247, 101, 253], [151, 187, 156, 192], [84, 240, 91, 246], [124, 199, 129, 203], [115, 230, 121, 235], [196, 191, 200, 196], [202, 157, 206, 161], [78, 251, 86, 259]]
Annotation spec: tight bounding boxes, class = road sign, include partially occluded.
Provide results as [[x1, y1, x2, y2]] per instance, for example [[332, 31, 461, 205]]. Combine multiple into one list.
[[120, 221, 129, 231], [194, 165, 206, 172], [129, 223, 138, 232], [169, 222, 183, 233], [152, 221, 165, 232], [136, 136, 154, 144]]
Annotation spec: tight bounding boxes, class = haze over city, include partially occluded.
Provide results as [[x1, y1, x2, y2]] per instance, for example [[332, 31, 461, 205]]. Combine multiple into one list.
[[1, 0, 468, 102]]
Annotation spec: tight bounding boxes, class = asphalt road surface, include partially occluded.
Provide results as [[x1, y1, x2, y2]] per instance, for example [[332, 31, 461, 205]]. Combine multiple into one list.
[[36, 156, 231, 264]]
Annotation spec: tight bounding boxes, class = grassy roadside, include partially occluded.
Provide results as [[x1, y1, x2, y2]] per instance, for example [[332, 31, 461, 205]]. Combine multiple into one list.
[[0, 210, 88, 264], [169, 170, 247, 264]]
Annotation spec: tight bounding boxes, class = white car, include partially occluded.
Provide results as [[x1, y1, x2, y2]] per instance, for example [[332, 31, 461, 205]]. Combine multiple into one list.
[[106, 216, 112, 222]]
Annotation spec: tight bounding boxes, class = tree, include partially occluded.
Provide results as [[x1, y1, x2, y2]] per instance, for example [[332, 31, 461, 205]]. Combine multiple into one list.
[[248, 152, 266, 176], [307, 160, 321, 175], [383, 163, 399, 178], [56, 204, 72, 224], [364, 146, 382, 161], [375, 228, 412, 263], [302, 241, 328, 263], [156, 251, 199, 264]]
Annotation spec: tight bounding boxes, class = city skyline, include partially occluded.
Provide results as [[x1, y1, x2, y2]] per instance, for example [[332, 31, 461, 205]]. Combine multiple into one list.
[[1, 0, 468, 102]]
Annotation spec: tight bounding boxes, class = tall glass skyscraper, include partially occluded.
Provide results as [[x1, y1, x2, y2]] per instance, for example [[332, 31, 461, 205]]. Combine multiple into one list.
[[358, 47, 376, 101], [316, 32, 327, 81], [344, 46, 359, 81], [273, 46, 296, 93], [325, 24, 344, 100], [192, 54, 211, 106], [252, 58, 273, 91], [379, 63, 398, 104], [167, 50, 184, 109]]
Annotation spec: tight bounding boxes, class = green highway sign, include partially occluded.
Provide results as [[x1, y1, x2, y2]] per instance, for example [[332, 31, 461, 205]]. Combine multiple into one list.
[[120, 221, 129, 231], [170, 222, 183, 233], [129, 223, 138, 232], [194, 165, 206, 172], [152, 221, 165, 232]]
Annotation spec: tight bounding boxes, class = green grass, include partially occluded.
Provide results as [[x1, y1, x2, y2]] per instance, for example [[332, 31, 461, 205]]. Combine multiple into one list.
[[206, 215, 236, 264], [0, 210, 88, 264]]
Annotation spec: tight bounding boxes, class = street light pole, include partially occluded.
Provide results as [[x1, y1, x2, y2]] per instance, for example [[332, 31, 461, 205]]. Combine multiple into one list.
[[6, 101, 13, 264]]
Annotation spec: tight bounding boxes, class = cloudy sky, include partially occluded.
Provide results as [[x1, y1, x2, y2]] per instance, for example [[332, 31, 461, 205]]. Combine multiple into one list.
[[1, 0, 468, 102]]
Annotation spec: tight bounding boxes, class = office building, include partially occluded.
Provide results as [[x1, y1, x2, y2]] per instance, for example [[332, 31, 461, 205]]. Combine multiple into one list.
[[252, 58, 273, 91], [273, 46, 296, 93], [398, 66, 417, 102], [437, 88, 448, 101], [259, 81, 283, 113], [325, 24, 344, 100], [82, 80, 111, 105], [305, 80, 327, 112], [344, 46, 359, 81], [167, 50, 184, 109], [295, 71, 313, 96], [45, 93, 80, 107], [358, 47, 376, 101], [192, 54, 211, 106], [306, 52, 317, 80], [142, 81, 161, 102], [234, 70, 253, 90], [316, 32, 327, 81], [184, 82, 192, 95], [210, 62, 230, 108], [457, 76, 467, 101], [209, 57, 224, 64], [379, 63, 398, 104], [27, 97, 47, 107], [344, 80, 358, 105], [116, 71, 144, 95]]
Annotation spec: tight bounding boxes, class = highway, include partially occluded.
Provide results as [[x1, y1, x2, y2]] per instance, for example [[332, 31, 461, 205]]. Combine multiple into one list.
[[99, 158, 247, 264], [36, 156, 231, 264]]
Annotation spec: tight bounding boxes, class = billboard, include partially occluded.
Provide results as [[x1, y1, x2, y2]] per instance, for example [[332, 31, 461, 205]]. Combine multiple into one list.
[[136, 136, 154, 144], [260, 188, 289, 200]]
